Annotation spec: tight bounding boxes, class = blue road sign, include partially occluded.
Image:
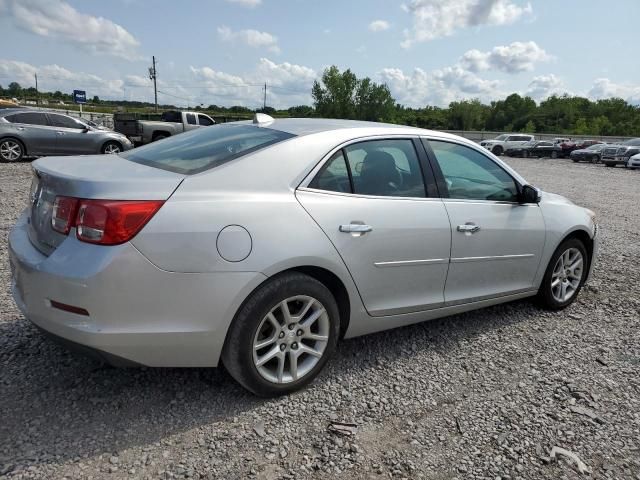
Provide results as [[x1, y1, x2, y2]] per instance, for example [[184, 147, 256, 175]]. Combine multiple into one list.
[[73, 90, 87, 104]]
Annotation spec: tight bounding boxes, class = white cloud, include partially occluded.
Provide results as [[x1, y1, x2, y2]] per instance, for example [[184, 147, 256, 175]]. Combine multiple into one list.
[[190, 58, 316, 108], [369, 20, 390, 32], [224, 0, 262, 7], [0, 59, 126, 98], [588, 78, 640, 104], [0, 0, 142, 60], [400, 0, 532, 48], [378, 65, 503, 107], [526, 74, 566, 100], [461, 41, 551, 73], [217, 25, 280, 53]]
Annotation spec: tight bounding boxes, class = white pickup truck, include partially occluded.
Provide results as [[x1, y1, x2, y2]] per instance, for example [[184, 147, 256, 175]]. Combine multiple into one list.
[[114, 110, 216, 145]]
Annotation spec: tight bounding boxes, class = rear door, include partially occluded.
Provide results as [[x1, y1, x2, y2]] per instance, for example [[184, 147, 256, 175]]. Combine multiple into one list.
[[47, 113, 95, 154], [184, 113, 199, 131], [297, 138, 452, 316], [5, 112, 57, 155], [424, 138, 545, 304]]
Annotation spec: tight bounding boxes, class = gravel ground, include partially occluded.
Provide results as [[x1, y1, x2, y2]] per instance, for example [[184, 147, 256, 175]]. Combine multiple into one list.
[[1, 157, 639, 480]]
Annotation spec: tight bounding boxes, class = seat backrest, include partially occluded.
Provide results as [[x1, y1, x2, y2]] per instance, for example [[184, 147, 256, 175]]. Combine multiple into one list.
[[359, 150, 400, 195]]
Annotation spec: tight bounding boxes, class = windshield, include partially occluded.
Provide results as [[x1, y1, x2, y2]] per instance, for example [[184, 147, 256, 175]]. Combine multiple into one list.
[[587, 144, 604, 151], [120, 124, 295, 175], [494, 135, 509, 141], [622, 138, 640, 146], [523, 140, 536, 146]]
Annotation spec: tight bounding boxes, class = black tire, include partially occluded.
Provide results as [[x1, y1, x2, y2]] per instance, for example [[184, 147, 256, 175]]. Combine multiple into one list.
[[523, 150, 529, 158], [551, 151, 558, 159], [572, 158, 579, 163], [492, 146, 503, 156], [0, 138, 25, 162], [537, 238, 588, 311], [152, 133, 169, 142], [101, 141, 122, 154], [604, 162, 614, 167], [591, 155, 599, 164], [222, 272, 340, 397]]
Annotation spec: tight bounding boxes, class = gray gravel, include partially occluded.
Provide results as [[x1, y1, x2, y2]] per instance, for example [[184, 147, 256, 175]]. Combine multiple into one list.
[[1, 157, 639, 479]]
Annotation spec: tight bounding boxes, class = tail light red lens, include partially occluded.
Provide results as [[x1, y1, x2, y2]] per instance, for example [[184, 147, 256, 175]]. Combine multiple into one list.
[[51, 197, 163, 245], [51, 196, 79, 234]]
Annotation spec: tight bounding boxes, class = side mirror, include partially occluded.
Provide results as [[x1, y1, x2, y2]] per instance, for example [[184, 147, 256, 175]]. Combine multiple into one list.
[[520, 184, 541, 204], [82, 127, 90, 133]]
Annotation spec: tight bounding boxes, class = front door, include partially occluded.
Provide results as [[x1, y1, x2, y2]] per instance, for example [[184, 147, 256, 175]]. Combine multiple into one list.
[[425, 139, 546, 304], [297, 138, 451, 316], [47, 113, 94, 154]]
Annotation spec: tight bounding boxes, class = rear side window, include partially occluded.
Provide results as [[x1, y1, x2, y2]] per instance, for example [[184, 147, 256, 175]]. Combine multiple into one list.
[[309, 139, 428, 198], [186, 113, 197, 125], [120, 124, 295, 174], [5, 112, 49, 126]]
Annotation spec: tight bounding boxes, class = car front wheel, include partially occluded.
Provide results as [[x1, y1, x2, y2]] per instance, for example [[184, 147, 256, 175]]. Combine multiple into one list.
[[537, 238, 588, 310], [492, 146, 503, 156], [101, 141, 122, 154], [222, 272, 340, 396]]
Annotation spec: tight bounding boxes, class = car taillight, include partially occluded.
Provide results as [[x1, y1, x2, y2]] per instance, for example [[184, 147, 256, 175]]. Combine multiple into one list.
[[51, 197, 163, 245], [51, 196, 79, 234]]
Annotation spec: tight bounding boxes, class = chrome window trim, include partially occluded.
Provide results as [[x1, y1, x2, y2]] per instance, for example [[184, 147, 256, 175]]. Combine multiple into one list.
[[296, 186, 444, 203]]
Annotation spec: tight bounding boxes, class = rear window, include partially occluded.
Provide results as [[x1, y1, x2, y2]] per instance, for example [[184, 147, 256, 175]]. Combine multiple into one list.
[[120, 124, 295, 174]]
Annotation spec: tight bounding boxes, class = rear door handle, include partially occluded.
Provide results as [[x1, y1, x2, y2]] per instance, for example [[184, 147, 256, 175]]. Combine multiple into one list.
[[56, 131, 65, 135], [339, 223, 373, 234], [16, 127, 25, 131], [457, 223, 480, 234]]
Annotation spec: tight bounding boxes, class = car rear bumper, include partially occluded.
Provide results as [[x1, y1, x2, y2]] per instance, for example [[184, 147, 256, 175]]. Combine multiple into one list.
[[9, 211, 266, 367]]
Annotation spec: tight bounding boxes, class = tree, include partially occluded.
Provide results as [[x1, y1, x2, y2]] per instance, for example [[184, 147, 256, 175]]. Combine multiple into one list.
[[8, 82, 22, 96], [312, 66, 396, 122], [288, 105, 314, 117], [92, 95, 100, 104], [523, 120, 536, 133]]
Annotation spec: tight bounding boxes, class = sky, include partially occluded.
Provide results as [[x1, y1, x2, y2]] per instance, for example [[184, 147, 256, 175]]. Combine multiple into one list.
[[0, 0, 639, 109]]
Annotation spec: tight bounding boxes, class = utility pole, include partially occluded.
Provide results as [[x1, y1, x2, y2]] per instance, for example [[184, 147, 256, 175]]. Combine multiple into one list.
[[149, 56, 158, 112], [34, 73, 38, 107], [263, 82, 267, 111]]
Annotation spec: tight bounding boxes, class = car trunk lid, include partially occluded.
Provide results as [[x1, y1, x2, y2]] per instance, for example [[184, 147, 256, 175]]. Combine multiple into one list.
[[28, 155, 185, 255]]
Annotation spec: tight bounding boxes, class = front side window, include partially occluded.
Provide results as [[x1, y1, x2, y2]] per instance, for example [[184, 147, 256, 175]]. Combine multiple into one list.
[[120, 124, 295, 174], [5, 112, 49, 126], [198, 114, 214, 126], [48, 114, 86, 129], [186, 113, 197, 125], [428, 140, 519, 202]]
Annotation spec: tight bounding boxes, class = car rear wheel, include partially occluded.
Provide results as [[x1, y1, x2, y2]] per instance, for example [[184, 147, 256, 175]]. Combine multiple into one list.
[[537, 238, 588, 310], [591, 155, 599, 164], [152, 133, 169, 142], [222, 272, 340, 396], [101, 141, 122, 154], [551, 151, 558, 159], [604, 162, 614, 167], [492, 146, 503, 156], [0, 138, 24, 162], [522, 150, 529, 158]]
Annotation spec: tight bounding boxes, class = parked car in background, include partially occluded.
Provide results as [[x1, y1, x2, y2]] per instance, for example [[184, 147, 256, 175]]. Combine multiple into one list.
[[570, 144, 608, 163], [114, 110, 216, 145], [0, 99, 20, 109], [0, 109, 133, 162], [552, 137, 571, 146], [505, 140, 562, 158], [9, 116, 598, 396], [601, 138, 640, 167], [479, 134, 535, 156], [626, 152, 640, 170], [560, 139, 603, 158]]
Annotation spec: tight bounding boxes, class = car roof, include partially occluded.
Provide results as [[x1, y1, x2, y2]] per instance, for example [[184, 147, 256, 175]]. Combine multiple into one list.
[[238, 117, 429, 137]]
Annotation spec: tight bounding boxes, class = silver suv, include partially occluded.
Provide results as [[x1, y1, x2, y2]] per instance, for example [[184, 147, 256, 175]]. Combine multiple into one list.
[[0, 109, 133, 162], [480, 134, 535, 156]]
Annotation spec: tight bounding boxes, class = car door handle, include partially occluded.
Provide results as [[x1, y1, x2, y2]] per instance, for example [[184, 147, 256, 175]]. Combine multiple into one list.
[[339, 223, 373, 234], [16, 127, 25, 131], [457, 223, 480, 234], [56, 131, 65, 135]]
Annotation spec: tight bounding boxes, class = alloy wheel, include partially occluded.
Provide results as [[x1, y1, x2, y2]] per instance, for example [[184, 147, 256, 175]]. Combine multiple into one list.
[[104, 143, 121, 154], [252, 295, 330, 384], [0, 140, 22, 161], [550, 247, 583, 303]]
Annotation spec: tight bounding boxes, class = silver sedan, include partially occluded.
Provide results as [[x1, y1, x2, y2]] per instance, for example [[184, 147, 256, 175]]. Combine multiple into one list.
[[9, 115, 598, 396], [0, 109, 133, 162]]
